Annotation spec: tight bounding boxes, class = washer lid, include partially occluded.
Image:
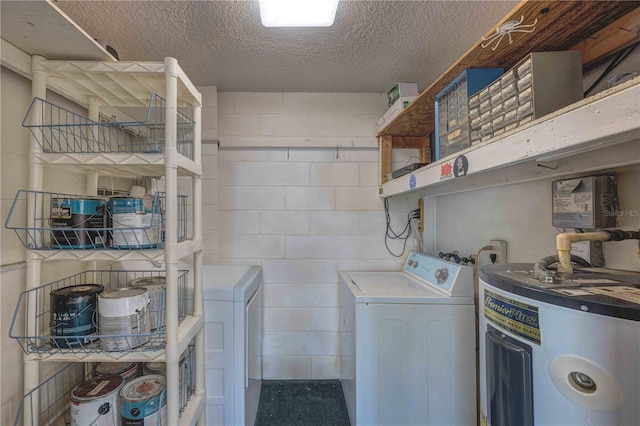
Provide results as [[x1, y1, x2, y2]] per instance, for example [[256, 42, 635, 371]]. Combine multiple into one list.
[[342, 272, 473, 304]]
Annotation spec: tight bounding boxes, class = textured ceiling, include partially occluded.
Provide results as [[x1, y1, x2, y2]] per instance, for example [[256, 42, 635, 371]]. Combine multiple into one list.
[[55, 0, 520, 93]]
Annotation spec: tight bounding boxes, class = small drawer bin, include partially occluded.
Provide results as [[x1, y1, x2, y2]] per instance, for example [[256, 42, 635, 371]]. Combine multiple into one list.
[[503, 96, 518, 113], [494, 127, 505, 136], [481, 134, 493, 142], [491, 103, 504, 117], [479, 99, 492, 113], [480, 111, 492, 125], [516, 59, 532, 78], [439, 127, 470, 159], [469, 94, 480, 109], [469, 107, 480, 120], [471, 129, 482, 143], [504, 109, 518, 126], [517, 73, 532, 91], [492, 114, 505, 130], [448, 117, 459, 130], [447, 94, 458, 110], [518, 101, 533, 118], [518, 86, 533, 104], [489, 80, 502, 96], [480, 122, 493, 137], [504, 122, 518, 132], [501, 82, 517, 99], [501, 69, 516, 86], [518, 115, 534, 125], [470, 116, 482, 130], [490, 92, 503, 106], [479, 87, 491, 103]]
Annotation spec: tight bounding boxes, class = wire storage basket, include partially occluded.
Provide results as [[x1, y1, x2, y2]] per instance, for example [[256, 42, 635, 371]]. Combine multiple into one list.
[[13, 363, 87, 426], [22, 93, 195, 158], [14, 347, 196, 425], [4, 190, 188, 250], [9, 269, 190, 355]]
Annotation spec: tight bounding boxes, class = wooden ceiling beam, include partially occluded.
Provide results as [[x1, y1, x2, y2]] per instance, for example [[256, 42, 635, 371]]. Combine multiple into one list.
[[570, 7, 640, 67], [377, 1, 640, 138]]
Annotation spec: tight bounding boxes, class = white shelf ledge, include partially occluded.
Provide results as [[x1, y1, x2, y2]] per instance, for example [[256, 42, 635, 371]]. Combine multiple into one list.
[[31, 239, 201, 261], [36, 152, 202, 177], [379, 77, 640, 198], [180, 393, 206, 426], [36, 59, 202, 108], [24, 315, 204, 363]]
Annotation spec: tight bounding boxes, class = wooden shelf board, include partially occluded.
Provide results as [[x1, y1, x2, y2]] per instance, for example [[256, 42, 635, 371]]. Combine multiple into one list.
[[377, 0, 640, 138], [379, 77, 640, 198]]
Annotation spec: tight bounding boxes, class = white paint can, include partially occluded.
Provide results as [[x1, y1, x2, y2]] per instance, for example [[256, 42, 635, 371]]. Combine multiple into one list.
[[70, 374, 124, 426], [119, 374, 167, 426], [128, 276, 166, 331], [98, 287, 150, 351], [109, 197, 160, 249]]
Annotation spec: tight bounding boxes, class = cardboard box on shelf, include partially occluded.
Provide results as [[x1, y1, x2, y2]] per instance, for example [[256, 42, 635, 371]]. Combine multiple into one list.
[[376, 96, 416, 133], [387, 82, 418, 107]]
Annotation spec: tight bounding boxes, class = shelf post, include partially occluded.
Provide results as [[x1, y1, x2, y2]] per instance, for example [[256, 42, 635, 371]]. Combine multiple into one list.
[[192, 101, 206, 425], [24, 54, 47, 426], [380, 135, 392, 184], [164, 57, 180, 426]]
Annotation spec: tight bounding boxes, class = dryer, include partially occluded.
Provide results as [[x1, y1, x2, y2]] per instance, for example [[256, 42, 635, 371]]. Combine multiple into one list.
[[479, 263, 640, 426], [203, 265, 262, 426], [339, 252, 476, 426]]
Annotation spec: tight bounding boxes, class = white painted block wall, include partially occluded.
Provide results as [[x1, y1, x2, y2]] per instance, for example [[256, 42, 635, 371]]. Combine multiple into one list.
[[428, 164, 640, 271], [211, 92, 422, 379]]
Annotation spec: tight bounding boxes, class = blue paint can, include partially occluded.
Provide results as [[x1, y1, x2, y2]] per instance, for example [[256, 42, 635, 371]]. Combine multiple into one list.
[[50, 198, 106, 248], [119, 374, 167, 425], [49, 284, 103, 348]]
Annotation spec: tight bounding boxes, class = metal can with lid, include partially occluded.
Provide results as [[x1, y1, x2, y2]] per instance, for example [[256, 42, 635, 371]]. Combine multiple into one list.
[[128, 276, 166, 330], [70, 374, 124, 426], [119, 374, 167, 425]]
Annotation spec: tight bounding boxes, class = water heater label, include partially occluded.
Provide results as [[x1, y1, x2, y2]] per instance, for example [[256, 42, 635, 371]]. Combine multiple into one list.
[[484, 289, 541, 345]]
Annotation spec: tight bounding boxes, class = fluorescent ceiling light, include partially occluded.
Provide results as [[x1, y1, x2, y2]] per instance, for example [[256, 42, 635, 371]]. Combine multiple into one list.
[[259, 0, 339, 27]]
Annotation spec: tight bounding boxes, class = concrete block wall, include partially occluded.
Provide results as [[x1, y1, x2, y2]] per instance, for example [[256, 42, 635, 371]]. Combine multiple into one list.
[[211, 92, 421, 379]]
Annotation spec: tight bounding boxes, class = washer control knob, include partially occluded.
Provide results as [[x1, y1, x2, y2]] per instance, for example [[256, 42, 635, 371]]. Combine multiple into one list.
[[435, 268, 448, 283], [413, 262, 419, 268]]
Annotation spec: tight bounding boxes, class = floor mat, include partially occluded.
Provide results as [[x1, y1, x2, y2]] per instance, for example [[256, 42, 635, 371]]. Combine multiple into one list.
[[255, 380, 351, 426]]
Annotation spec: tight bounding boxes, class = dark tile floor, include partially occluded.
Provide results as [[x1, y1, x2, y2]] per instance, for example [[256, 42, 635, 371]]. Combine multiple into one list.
[[255, 380, 351, 426]]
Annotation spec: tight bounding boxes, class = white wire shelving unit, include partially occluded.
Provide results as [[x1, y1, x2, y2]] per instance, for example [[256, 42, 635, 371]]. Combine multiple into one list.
[[16, 56, 205, 426]]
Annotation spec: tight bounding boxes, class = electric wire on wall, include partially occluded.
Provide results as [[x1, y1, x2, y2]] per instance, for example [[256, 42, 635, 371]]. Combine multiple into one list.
[[384, 198, 421, 257]]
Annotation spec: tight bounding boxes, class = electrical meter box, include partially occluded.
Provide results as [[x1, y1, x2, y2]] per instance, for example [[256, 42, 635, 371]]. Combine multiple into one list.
[[552, 175, 619, 229]]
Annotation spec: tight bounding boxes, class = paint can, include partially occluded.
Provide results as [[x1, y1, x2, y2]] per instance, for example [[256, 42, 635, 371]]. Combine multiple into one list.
[[109, 197, 160, 249], [142, 362, 166, 376], [70, 374, 124, 426], [179, 346, 195, 410], [128, 276, 166, 330], [98, 287, 150, 351], [93, 362, 140, 383], [141, 347, 194, 411], [50, 198, 106, 248], [119, 374, 167, 426], [49, 284, 103, 348]]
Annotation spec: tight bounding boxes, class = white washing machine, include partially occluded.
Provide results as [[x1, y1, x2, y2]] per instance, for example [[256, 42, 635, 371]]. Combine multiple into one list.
[[203, 265, 262, 426], [339, 252, 476, 426], [479, 263, 640, 426]]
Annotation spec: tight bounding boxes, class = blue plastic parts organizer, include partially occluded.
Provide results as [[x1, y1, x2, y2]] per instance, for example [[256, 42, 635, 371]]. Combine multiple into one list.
[[434, 68, 503, 161]]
